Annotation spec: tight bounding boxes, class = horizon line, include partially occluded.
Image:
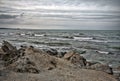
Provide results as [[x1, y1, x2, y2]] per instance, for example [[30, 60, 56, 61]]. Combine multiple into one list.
[[0, 27, 119, 31]]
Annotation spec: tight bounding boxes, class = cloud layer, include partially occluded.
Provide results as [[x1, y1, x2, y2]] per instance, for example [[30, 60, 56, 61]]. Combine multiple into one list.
[[0, 0, 120, 30]]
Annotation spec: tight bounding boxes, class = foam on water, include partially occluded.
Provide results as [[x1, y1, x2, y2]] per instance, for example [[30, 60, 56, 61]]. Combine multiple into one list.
[[74, 37, 93, 40]]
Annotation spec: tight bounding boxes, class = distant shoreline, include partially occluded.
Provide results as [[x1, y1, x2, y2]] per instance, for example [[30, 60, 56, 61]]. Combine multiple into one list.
[[0, 28, 119, 31]]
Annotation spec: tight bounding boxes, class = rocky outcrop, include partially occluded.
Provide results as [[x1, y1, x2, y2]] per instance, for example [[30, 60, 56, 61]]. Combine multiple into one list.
[[13, 56, 40, 73], [63, 51, 87, 67], [0, 41, 19, 66], [63, 51, 113, 75], [43, 48, 66, 58], [0, 41, 118, 81], [1, 40, 17, 52], [0, 41, 40, 73], [43, 48, 58, 56]]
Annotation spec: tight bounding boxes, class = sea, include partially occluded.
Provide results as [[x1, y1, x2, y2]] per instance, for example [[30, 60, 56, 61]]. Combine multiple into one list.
[[0, 29, 120, 67]]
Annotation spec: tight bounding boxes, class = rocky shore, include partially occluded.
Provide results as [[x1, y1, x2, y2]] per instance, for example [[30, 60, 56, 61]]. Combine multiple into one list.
[[0, 41, 119, 81]]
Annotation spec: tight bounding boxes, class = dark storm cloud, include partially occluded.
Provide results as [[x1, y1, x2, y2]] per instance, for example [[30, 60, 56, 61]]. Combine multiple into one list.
[[0, 14, 17, 19]]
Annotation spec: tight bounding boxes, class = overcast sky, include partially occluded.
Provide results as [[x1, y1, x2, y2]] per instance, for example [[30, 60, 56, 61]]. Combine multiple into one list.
[[0, 0, 120, 30]]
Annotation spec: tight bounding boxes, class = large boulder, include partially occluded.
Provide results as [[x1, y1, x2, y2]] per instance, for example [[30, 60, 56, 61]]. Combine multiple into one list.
[[63, 51, 87, 67]]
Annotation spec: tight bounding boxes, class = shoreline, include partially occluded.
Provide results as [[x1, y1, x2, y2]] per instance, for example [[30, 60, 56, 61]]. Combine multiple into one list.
[[0, 40, 119, 81]]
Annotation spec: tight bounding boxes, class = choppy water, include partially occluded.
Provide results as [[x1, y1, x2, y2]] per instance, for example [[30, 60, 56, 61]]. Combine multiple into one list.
[[0, 29, 120, 67]]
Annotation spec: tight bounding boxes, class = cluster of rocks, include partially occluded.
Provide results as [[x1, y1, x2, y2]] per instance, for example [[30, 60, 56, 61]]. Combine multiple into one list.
[[63, 50, 114, 74], [0, 41, 119, 81], [43, 48, 66, 58], [0, 41, 40, 73]]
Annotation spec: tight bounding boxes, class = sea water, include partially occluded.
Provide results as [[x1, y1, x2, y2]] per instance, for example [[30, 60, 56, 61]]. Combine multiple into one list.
[[0, 29, 120, 67]]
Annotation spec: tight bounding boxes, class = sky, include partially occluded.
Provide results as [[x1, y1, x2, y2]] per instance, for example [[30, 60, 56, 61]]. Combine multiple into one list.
[[0, 0, 120, 30]]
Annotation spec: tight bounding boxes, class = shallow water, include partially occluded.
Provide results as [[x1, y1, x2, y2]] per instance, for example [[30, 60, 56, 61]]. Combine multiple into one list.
[[0, 29, 120, 67]]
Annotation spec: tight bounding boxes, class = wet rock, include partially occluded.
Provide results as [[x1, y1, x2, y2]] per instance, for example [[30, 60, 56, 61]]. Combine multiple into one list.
[[43, 48, 58, 56], [74, 50, 86, 54], [88, 63, 113, 74], [63, 36, 74, 39]]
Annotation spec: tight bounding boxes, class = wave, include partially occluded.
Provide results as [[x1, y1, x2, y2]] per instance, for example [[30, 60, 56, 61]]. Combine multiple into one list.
[[74, 37, 93, 40]]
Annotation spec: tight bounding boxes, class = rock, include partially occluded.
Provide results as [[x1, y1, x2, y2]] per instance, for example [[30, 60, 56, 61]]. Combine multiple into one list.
[[63, 51, 75, 60], [25, 46, 44, 54], [86, 61, 101, 67], [0, 48, 5, 59], [43, 48, 58, 56], [17, 45, 27, 56], [0, 48, 4, 53], [57, 51, 66, 58], [0, 41, 19, 66], [63, 51, 87, 67], [0, 41, 118, 81], [75, 50, 86, 54], [1, 40, 17, 52], [25, 46, 34, 54], [70, 54, 86, 67], [13, 56, 40, 73], [88, 63, 113, 74]]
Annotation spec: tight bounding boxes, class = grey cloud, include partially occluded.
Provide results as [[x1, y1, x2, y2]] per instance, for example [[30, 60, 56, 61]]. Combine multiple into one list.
[[0, 14, 17, 19], [0, 0, 120, 30]]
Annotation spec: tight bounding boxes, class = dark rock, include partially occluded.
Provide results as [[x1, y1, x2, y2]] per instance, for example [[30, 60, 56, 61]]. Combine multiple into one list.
[[0, 42, 40, 74], [0, 41, 19, 66], [1, 40, 17, 52], [44, 48, 58, 56], [75, 50, 86, 54], [86, 61, 101, 67], [57, 52, 66, 58]]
